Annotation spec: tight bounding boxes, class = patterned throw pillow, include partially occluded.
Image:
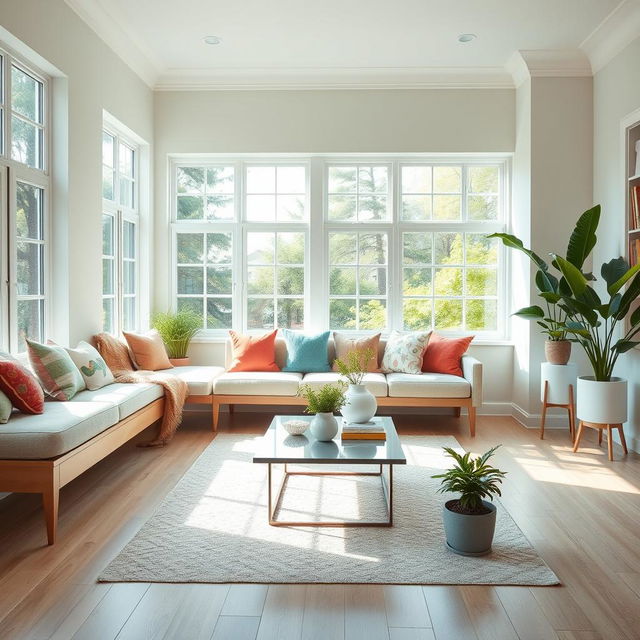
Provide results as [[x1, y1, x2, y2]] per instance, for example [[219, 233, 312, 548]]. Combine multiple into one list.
[[381, 330, 432, 374], [65, 341, 115, 390], [27, 339, 86, 401], [0, 388, 13, 423], [0, 355, 44, 414]]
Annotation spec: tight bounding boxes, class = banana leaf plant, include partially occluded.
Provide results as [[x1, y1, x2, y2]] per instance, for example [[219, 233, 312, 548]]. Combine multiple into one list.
[[488, 205, 601, 341]]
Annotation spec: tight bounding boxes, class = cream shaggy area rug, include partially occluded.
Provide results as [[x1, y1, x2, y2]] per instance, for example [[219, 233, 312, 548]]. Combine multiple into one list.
[[99, 435, 558, 585]]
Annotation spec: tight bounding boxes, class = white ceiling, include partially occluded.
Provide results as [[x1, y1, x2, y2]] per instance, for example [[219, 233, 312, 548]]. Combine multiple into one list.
[[64, 0, 640, 89]]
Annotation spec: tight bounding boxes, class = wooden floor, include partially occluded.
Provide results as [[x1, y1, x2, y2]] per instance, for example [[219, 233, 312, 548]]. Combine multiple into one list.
[[0, 410, 639, 640]]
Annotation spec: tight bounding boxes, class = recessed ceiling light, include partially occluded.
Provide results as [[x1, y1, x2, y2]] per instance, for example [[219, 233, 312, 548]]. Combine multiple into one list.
[[458, 33, 477, 43], [203, 35, 222, 45]]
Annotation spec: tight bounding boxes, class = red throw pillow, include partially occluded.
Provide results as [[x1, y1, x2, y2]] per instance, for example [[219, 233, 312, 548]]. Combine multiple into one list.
[[228, 330, 280, 372], [0, 357, 44, 414], [421, 333, 474, 377]]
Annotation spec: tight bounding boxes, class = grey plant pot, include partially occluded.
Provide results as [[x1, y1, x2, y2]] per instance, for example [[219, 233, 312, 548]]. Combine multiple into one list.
[[442, 500, 497, 556]]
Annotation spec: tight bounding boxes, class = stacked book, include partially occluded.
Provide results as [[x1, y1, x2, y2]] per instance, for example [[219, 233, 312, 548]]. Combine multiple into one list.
[[341, 421, 386, 441]]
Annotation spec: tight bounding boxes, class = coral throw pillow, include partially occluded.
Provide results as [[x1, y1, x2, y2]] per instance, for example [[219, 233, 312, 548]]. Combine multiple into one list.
[[123, 330, 173, 371], [281, 330, 331, 373], [27, 339, 86, 401], [0, 356, 44, 414], [332, 332, 381, 373], [228, 330, 280, 372], [422, 333, 474, 376], [381, 331, 431, 374]]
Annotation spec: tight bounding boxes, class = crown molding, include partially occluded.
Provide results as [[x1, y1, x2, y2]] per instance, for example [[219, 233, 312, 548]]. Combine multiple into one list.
[[506, 49, 593, 87], [154, 66, 514, 91], [64, 0, 160, 87], [580, 0, 640, 73]]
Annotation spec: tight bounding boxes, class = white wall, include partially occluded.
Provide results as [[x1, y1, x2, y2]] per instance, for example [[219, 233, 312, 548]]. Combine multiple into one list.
[[593, 36, 640, 451], [0, 0, 154, 345], [154, 88, 516, 408]]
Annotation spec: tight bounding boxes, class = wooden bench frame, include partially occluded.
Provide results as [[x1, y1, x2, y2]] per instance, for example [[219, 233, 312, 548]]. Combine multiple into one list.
[[0, 398, 165, 545], [212, 395, 476, 436]]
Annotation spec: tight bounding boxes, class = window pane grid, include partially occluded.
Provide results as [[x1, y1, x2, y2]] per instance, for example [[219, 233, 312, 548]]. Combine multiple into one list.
[[177, 165, 235, 221], [10, 64, 45, 170], [327, 165, 390, 222]]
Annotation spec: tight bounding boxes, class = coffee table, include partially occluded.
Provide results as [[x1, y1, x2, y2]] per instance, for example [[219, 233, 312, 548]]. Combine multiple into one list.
[[253, 415, 406, 527]]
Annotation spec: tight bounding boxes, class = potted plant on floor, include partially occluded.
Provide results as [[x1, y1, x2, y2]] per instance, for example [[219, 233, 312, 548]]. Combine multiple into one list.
[[151, 309, 202, 366], [487, 206, 604, 364], [432, 446, 507, 556], [334, 347, 377, 423], [298, 382, 347, 442]]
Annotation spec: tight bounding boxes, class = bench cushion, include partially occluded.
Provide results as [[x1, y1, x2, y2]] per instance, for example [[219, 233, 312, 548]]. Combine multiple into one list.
[[0, 401, 119, 459], [74, 383, 164, 420], [386, 372, 470, 398], [301, 372, 388, 397], [213, 372, 302, 396], [170, 365, 225, 395]]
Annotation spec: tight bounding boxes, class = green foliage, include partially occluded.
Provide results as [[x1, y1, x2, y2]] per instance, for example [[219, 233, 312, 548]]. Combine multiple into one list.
[[151, 309, 202, 358], [298, 382, 347, 414], [488, 207, 602, 341], [333, 348, 375, 385], [432, 446, 507, 514]]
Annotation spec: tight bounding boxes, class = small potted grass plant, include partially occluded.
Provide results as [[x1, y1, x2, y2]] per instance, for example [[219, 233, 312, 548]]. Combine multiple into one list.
[[334, 347, 377, 423], [151, 309, 202, 366], [432, 446, 507, 556], [298, 382, 347, 442]]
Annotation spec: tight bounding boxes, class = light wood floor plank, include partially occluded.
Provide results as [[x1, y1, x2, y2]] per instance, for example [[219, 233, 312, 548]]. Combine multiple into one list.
[[302, 584, 344, 640], [46, 584, 111, 640], [494, 587, 558, 640], [422, 586, 478, 640], [530, 587, 595, 632], [556, 632, 603, 640], [388, 629, 435, 640], [384, 586, 431, 629], [256, 585, 305, 640], [221, 584, 269, 617], [71, 583, 149, 640], [459, 586, 519, 640], [212, 615, 261, 640], [344, 585, 389, 640]]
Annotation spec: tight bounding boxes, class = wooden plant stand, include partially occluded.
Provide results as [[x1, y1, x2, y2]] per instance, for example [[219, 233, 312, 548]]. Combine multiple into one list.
[[573, 421, 628, 461], [540, 380, 575, 441]]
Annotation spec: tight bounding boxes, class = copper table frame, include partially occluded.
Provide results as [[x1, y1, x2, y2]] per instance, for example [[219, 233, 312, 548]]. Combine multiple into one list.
[[267, 462, 395, 527]]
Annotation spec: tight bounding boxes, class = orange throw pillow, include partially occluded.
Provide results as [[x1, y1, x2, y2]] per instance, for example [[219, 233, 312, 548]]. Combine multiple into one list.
[[228, 330, 280, 372], [332, 332, 381, 372], [123, 330, 173, 371], [421, 333, 474, 376]]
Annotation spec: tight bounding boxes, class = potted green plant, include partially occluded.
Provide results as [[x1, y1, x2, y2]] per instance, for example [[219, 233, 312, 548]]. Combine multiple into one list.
[[151, 309, 202, 366], [432, 446, 507, 556], [487, 207, 604, 364], [334, 347, 376, 423], [298, 382, 347, 442]]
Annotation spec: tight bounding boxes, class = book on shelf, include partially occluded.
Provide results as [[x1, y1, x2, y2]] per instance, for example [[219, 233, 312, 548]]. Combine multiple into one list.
[[341, 421, 387, 440], [631, 185, 640, 230], [631, 237, 640, 267]]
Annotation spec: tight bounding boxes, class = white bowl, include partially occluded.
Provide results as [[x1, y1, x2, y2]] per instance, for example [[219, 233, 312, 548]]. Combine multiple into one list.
[[282, 419, 309, 436]]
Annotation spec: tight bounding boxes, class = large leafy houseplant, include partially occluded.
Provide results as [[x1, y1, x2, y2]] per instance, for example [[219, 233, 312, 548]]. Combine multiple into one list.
[[151, 310, 202, 359], [432, 446, 507, 515]]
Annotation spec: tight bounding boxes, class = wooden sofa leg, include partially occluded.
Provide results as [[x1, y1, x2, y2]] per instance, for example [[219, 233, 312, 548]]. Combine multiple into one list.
[[43, 471, 60, 545], [468, 407, 477, 437], [212, 401, 220, 432], [454, 407, 461, 418]]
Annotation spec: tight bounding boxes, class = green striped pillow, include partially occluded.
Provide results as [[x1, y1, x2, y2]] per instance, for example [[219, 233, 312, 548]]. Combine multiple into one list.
[[26, 339, 86, 401]]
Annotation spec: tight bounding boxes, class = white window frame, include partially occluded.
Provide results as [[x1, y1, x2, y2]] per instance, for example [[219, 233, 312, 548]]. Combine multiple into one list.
[[0, 45, 50, 353], [169, 154, 509, 341], [101, 125, 140, 334]]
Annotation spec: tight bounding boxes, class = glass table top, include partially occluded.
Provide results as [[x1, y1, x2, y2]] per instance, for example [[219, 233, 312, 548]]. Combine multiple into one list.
[[252, 415, 407, 465]]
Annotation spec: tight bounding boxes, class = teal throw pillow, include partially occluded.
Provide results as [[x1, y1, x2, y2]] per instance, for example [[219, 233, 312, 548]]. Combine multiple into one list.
[[281, 330, 331, 373]]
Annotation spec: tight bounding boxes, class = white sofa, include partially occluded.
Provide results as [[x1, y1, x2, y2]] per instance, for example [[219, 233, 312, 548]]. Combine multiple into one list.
[[212, 337, 482, 434]]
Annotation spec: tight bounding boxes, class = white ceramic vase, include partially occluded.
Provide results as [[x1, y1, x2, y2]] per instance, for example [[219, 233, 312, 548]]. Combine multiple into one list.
[[310, 412, 339, 441], [340, 384, 377, 424], [577, 376, 628, 424]]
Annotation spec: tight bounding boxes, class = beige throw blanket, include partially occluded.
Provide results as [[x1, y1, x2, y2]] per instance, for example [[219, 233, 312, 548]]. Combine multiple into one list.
[[94, 333, 188, 446]]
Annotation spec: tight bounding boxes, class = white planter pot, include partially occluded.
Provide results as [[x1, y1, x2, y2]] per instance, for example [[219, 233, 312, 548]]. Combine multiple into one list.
[[577, 376, 628, 424], [340, 384, 377, 424], [310, 412, 339, 441]]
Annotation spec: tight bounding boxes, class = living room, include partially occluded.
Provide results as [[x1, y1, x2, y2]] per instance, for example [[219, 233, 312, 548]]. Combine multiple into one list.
[[0, 1, 639, 639]]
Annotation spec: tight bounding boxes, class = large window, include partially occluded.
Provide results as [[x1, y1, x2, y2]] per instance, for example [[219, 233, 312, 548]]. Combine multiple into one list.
[[171, 157, 507, 338], [0, 48, 49, 352], [101, 127, 139, 333]]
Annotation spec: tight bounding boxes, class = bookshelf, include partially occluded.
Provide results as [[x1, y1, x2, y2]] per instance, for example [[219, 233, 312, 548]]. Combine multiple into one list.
[[626, 116, 640, 267]]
